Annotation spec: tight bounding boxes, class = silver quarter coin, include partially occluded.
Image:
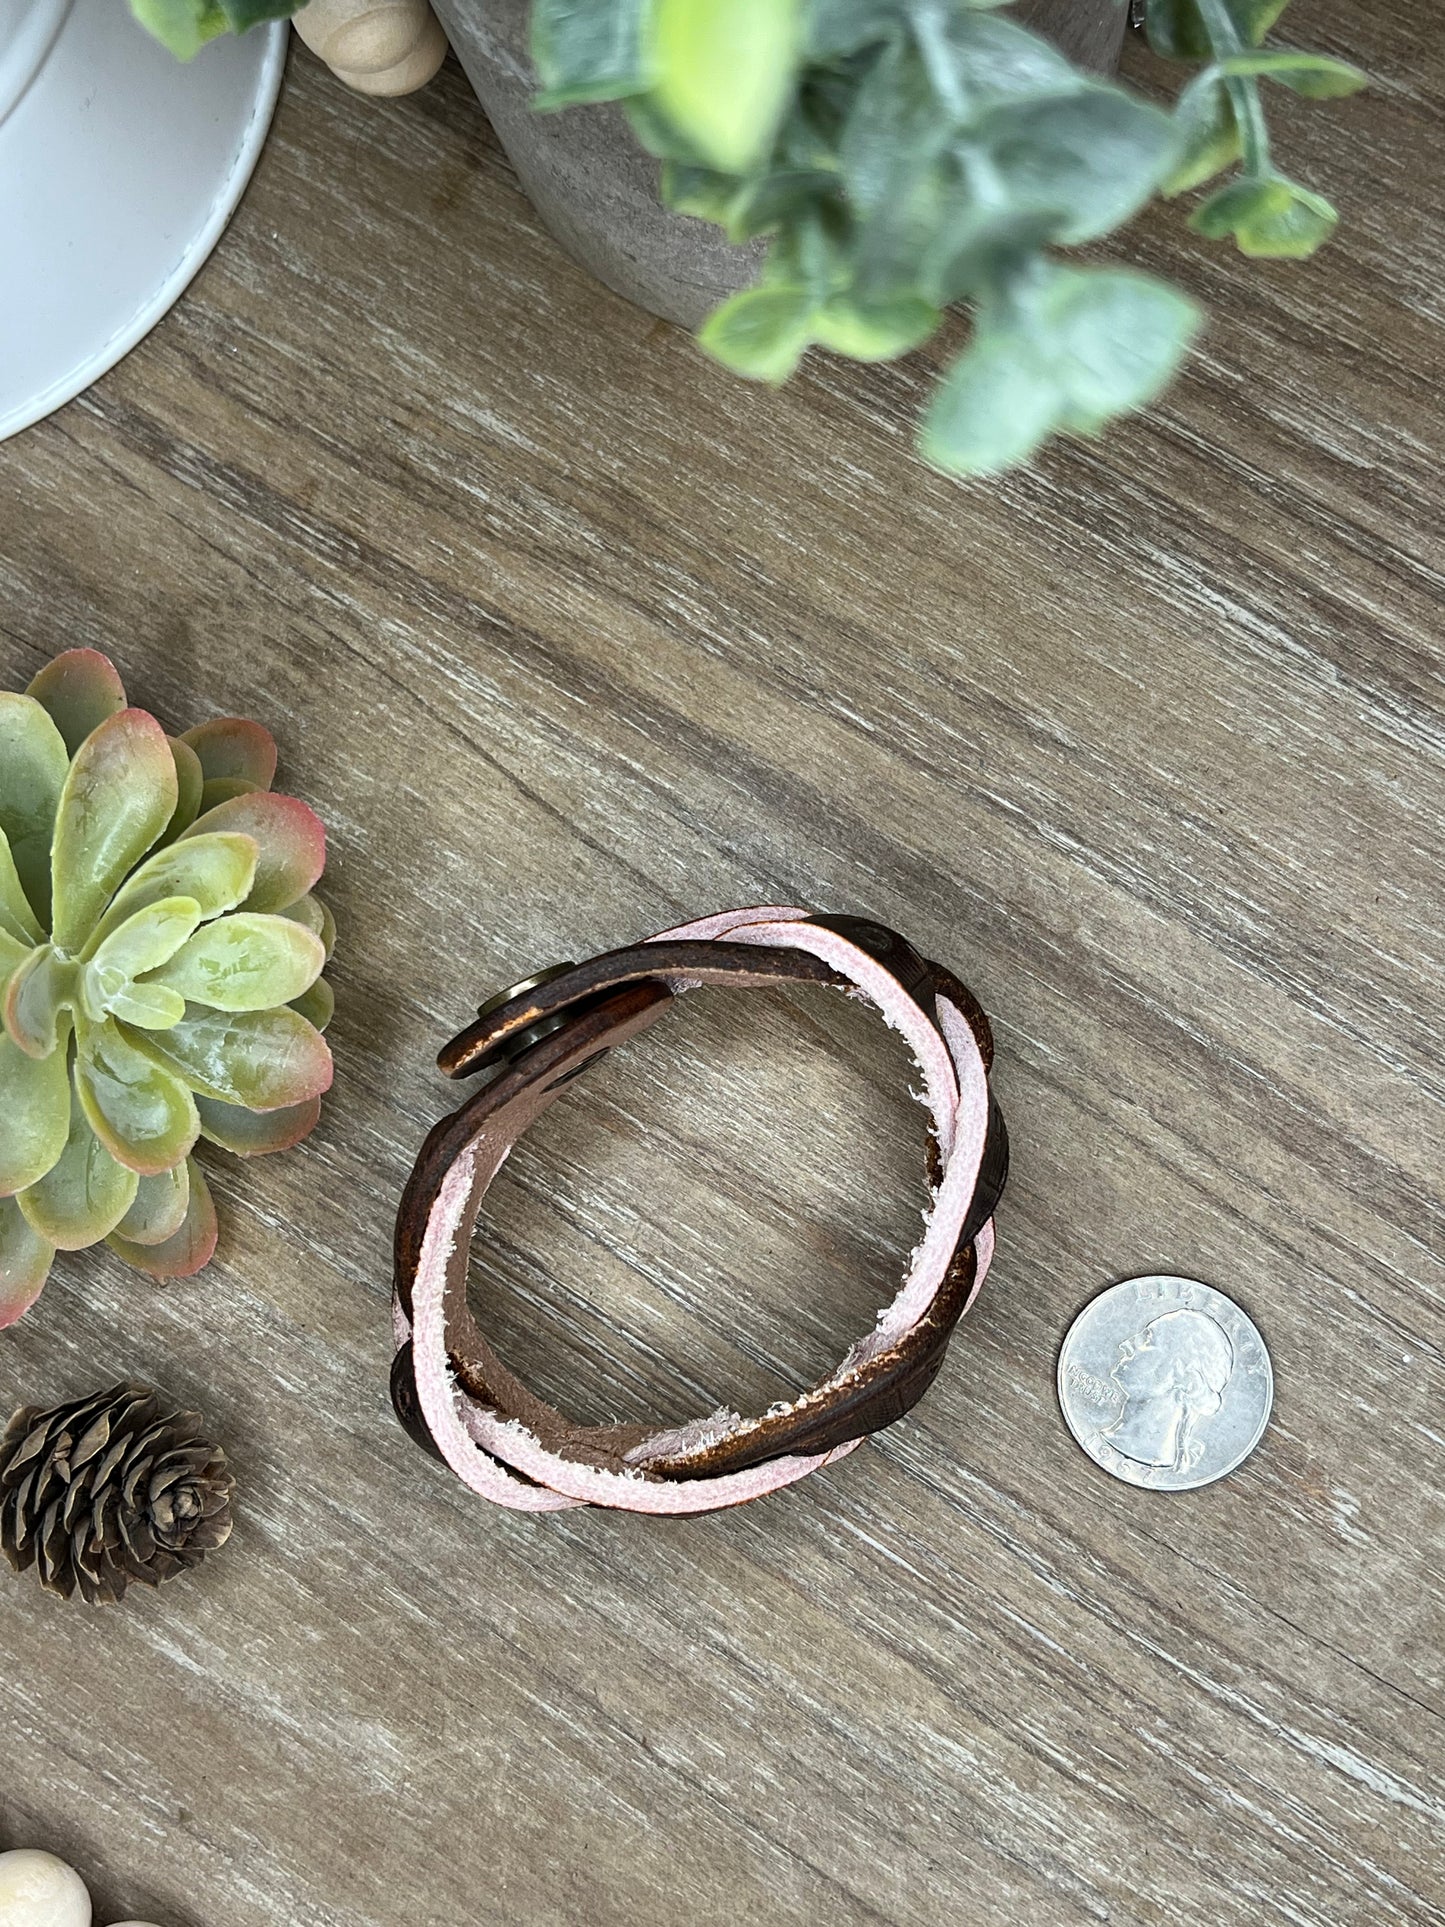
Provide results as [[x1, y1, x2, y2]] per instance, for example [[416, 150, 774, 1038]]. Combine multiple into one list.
[[1057, 1275, 1273, 1491]]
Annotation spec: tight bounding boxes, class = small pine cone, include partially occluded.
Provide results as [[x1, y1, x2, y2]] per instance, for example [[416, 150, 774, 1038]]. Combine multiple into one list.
[[0, 1383, 234, 1605]]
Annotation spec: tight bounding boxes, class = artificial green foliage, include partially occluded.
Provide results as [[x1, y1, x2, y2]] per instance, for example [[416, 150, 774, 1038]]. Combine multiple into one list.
[[133, 0, 1365, 477], [129, 0, 299, 60], [0, 650, 334, 1327]]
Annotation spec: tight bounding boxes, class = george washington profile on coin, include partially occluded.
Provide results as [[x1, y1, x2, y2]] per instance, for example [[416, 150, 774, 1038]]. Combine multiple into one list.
[[1103, 1307, 1235, 1475], [1058, 1277, 1273, 1491]]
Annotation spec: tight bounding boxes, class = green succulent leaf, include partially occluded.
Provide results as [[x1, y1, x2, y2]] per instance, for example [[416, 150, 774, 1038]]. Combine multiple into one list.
[[0, 693, 70, 930], [102, 983, 189, 1031], [288, 976, 334, 1033], [74, 1014, 199, 1176], [17, 1100, 139, 1250], [180, 715, 278, 792], [650, 0, 800, 173], [84, 832, 259, 956], [1210, 49, 1368, 98], [1190, 171, 1337, 255], [182, 793, 325, 914], [699, 285, 816, 383], [164, 736, 206, 846], [0, 927, 30, 985], [196, 1092, 322, 1156], [2, 946, 77, 1058], [0, 829, 44, 946], [0, 1196, 55, 1327], [145, 912, 325, 1013], [137, 1005, 333, 1112], [0, 1027, 73, 1196], [197, 775, 263, 814], [88, 896, 205, 992], [26, 649, 127, 757], [50, 708, 178, 955], [533, 0, 658, 106], [108, 1156, 217, 1278], [112, 1160, 191, 1247]]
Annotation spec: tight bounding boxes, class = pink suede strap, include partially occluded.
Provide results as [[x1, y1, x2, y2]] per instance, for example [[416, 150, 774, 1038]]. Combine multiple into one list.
[[391, 908, 1007, 1515]]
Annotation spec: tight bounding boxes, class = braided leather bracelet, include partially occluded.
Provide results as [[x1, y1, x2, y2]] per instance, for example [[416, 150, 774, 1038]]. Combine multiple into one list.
[[391, 906, 1008, 1514]]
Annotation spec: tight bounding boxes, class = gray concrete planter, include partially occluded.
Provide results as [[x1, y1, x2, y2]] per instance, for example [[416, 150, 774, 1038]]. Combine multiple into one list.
[[431, 0, 1130, 328]]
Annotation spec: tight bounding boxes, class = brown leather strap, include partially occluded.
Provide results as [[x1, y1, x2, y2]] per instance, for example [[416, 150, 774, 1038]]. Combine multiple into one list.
[[392, 908, 1007, 1513]]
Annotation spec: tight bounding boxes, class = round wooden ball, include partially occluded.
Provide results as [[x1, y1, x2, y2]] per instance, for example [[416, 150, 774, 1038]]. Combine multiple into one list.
[[0, 1851, 91, 1927]]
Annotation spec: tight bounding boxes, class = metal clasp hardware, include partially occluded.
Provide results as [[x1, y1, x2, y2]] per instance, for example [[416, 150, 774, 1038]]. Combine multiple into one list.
[[454, 961, 612, 1088]]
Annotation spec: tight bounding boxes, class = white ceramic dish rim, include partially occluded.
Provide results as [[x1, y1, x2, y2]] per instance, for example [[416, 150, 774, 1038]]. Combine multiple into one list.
[[0, 10, 288, 443]]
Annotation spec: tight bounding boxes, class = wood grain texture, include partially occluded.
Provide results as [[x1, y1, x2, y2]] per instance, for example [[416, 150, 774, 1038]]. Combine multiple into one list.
[[1, 4, 1441, 1922]]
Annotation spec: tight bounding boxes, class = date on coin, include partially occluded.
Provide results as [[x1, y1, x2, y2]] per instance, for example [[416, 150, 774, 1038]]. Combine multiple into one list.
[[1057, 1275, 1273, 1491]]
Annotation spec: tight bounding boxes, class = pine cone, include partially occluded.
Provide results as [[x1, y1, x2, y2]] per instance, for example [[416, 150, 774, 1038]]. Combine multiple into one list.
[[0, 1383, 234, 1604]]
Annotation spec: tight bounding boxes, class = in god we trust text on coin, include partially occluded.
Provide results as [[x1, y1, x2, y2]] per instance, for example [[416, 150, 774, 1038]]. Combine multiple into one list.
[[1057, 1275, 1273, 1491]]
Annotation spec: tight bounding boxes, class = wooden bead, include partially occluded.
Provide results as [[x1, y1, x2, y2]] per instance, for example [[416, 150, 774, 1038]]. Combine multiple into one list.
[[0, 1852, 91, 1927], [291, 0, 448, 96]]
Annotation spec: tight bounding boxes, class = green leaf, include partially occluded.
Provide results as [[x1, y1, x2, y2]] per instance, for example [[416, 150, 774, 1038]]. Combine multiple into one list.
[[533, 0, 658, 106], [921, 326, 1061, 476], [0, 1196, 54, 1327], [102, 983, 188, 1031], [197, 1092, 322, 1155], [146, 912, 325, 1012], [813, 292, 939, 360], [1212, 49, 1368, 98], [129, 0, 229, 59], [74, 1015, 199, 1177], [1190, 172, 1337, 255], [805, 0, 903, 59], [931, 13, 1079, 113], [216, 0, 303, 25], [163, 736, 205, 846], [0, 927, 30, 985], [661, 163, 741, 225], [289, 976, 334, 1033], [651, 0, 800, 172], [0, 1028, 72, 1195], [0, 693, 70, 930], [699, 285, 816, 382], [1145, 0, 1287, 60], [197, 775, 263, 815], [17, 1101, 139, 1251], [841, 37, 946, 216], [88, 897, 204, 991], [182, 793, 325, 914], [0, 829, 44, 946], [2, 946, 76, 1058], [50, 708, 178, 955], [1163, 71, 1241, 194], [179, 716, 278, 791], [113, 1161, 191, 1247], [981, 84, 1180, 244], [921, 266, 1200, 475], [26, 649, 127, 756], [137, 1006, 333, 1111], [108, 1157, 216, 1279], [1041, 266, 1203, 433], [84, 832, 259, 956]]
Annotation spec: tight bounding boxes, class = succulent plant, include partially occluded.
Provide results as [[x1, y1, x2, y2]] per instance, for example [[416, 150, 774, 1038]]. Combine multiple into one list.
[[0, 650, 334, 1326]]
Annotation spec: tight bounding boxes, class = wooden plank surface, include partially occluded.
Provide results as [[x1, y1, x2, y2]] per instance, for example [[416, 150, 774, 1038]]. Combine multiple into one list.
[[2, 4, 1442, 1922]]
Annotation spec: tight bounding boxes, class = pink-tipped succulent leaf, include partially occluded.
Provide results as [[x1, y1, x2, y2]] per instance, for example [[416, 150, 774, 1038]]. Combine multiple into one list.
[[0, 650, 334, 1319]]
